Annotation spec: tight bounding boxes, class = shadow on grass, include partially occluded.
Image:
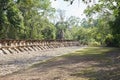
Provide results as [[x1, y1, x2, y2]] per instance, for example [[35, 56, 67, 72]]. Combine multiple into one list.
[[31, 47, 120, 80], [32, 47, 112, 65], [70, 67, 120, 80], [67, 47, 120, 80]]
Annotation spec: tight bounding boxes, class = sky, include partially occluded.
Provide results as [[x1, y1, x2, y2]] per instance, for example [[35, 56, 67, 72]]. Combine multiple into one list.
[[50, 0, 95, 19]]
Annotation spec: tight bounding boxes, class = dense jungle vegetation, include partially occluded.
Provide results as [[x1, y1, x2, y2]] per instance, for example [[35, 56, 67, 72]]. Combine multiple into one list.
[[0, 0, 120, 47]]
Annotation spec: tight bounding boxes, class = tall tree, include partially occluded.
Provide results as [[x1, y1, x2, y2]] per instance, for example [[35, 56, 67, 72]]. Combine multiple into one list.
[[84, 0, 120, 46], [17, 0, 56, 39], [55, 10, 68, 40], [0, 0, 24, 39]]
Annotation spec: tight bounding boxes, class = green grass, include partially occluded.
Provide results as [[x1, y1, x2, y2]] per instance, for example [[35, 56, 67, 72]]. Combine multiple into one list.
[[63, 47, 116, 56], [30, 47, 120, 80], [31, 47, 119, 66], [4, 47, 119, 80], [65, 47, 120, 80]]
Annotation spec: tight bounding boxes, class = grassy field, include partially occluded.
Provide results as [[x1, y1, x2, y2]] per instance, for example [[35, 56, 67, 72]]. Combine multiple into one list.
[[0, 47, 120, 80]]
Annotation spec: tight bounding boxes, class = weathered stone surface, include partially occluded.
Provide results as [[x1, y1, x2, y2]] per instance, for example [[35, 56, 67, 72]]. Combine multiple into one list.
[[0, 40, 80, 54]]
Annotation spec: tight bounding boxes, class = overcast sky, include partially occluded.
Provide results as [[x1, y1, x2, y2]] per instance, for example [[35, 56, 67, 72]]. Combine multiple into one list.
[[50, 0, 88, 19], [50, 0, 98, 19]]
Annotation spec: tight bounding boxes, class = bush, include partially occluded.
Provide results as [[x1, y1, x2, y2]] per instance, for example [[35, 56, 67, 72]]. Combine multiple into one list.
[[114, 34, 120, 47], [105, 34, 120, 47], [88, 41, 101, 47], [105, 34, 114, 47]]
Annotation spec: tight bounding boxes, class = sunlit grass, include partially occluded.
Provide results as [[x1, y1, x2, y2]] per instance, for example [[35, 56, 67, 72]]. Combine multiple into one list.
[[31, 47, 119, 68], [29, 47, 120, 80], [64, 47, 115, 56]]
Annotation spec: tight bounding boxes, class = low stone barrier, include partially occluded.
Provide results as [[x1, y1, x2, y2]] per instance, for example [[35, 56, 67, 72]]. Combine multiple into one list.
[[0, 40, 80, 54]]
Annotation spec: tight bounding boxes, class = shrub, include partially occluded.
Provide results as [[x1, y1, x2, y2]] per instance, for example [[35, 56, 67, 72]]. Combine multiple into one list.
[[105, 34, 114, 47], [88, 41, 101, 47], [104, 34, 120, 47]]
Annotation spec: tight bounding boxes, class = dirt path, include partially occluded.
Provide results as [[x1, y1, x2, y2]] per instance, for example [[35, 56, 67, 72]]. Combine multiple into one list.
[[0, 46, 84, 76], [0, 47, 120, 80]]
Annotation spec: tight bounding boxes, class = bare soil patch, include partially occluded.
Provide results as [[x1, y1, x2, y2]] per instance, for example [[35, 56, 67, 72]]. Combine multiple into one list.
[[0, 47, 120, 80]]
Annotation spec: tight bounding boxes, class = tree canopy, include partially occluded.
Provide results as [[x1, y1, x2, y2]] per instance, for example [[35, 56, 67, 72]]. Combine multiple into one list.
[[0, 0, 120, 47], [84, 0, 120, 47]]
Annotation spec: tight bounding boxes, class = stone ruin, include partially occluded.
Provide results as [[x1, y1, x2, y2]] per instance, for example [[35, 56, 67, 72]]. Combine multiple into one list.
[[0, 40, 80, 54]]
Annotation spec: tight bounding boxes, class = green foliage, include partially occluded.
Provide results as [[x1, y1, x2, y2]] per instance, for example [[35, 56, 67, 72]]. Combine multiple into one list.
[[0, 0, 118, 46], [113, 34, 120, 47], [55, 22, 68, 39], [18, 0, 56, 39], [84, 0, 120, 47], [88, 41, 101, 47], [0, 0, 24, 39], [105, 34, 115, 47], [41, 20, 56, 40], [0, 0, 56, 40]]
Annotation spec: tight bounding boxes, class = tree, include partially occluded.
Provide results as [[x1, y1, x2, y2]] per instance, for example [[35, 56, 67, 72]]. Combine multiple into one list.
[[84, 0, 120, 47], [0, 0, 24, 39], [0, 0, 57, 40], [17, 0, 56, 39], [55, 10, 68, 40], [64, 16, 81, 40]]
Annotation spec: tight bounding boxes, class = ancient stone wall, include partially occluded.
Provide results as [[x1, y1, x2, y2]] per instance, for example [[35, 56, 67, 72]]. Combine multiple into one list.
[[0, 40, 80, 54]]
